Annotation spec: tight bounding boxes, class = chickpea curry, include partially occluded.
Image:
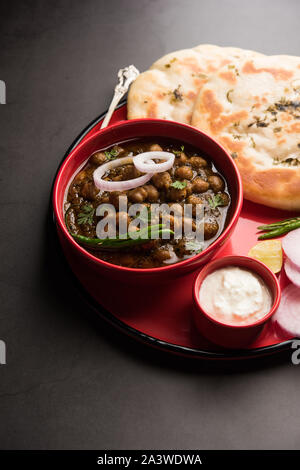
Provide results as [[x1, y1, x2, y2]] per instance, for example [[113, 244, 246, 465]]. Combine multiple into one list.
[[65, 139, 231, 268]]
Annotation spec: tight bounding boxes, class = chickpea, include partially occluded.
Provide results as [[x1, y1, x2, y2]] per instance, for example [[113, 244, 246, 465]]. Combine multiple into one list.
[[74, 170, 87, 183], [174, 238, 187, 257], [190, 156, 208, 169], [114, 145, 124, 155], [204, 167, 214, 176], [175, 152, 187, 166], [109, 191, 128, 209], [116, 211, 130, 228], [128, 187, 147, 203], [90, 152, 107, 166], [168, 203, 183, 217], [153, 249, 171, 262], [143, 184, 159, 202], [217, 192, 230, 206], [207, 175, 225, 193], [121, 164, 141, 180], [175, 166, 193, 180], [186, 194, 203, 217], [163, 214, 182, 232], [182, 217, 197, 232], [149, 143, 163, 152], [80, 182, 99, 200], [99, 194, 110, 204], [192, 177, 210, 193], [185, 180, 193, 196], [204, 217, 219, 240], [186, 194, 203, 206], [167, 186, 187, 202], [152, 171, 172, 190]]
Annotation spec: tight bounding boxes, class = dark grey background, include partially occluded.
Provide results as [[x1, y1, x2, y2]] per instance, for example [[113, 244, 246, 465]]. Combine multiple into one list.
[[0, 0, 300, 450]]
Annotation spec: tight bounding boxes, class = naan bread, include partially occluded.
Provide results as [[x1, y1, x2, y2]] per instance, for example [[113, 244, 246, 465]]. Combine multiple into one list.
[[127, 44, 264, 124], [192, 54, 300, 210]]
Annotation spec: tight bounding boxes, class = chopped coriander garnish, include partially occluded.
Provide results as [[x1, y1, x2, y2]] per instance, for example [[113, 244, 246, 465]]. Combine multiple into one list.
[[173, 145, 185, 155], [105, 148, 118, 160], [185, 239, 203, 253], [273, 127, 282, 133], [207, 194, 224, 210], [231, 152, 238, 159], [171, 180, 187, 190], [77, 204, 95, 225]]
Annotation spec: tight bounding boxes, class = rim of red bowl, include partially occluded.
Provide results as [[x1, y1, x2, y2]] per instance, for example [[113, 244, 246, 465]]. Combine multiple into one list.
[[53, 118, 243, 274], [193, 255, 282, 329]]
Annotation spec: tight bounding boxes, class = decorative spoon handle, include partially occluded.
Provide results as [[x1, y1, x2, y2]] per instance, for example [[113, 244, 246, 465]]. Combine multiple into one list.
[[100, 65, 140, 129]]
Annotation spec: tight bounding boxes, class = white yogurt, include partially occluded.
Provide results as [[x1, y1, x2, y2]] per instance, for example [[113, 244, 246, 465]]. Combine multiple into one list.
[[199, 266, 272, 326]]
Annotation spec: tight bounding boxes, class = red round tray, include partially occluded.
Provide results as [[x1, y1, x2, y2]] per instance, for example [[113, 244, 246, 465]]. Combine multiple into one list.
[[53, 101, 297, 360]]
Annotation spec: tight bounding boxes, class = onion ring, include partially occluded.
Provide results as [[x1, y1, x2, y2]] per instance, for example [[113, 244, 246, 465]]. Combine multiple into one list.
[[93, 156, 153, 192], [282, 227, 300, 269], [273, 283, 300, 337], [133, 151, 175, 174]]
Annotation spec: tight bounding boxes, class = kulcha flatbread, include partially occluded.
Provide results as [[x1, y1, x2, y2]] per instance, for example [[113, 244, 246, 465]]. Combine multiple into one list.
[[192, 54, 300, 210], [127, 44, 264, 124]]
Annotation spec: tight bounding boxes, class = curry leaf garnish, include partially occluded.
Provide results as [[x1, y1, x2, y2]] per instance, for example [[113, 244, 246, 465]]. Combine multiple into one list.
[[77, 205, 95, 225], [207, 194, 224, 210], [185, 239, 203, 253], [171, 180, 187, 189], [104, 148, 118, 160]]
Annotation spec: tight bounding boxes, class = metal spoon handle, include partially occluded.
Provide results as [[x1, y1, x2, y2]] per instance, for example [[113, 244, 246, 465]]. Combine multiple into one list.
[[100, 65, 140, 129]]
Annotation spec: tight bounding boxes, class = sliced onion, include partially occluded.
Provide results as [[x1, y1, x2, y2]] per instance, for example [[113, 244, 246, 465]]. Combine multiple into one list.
[[273, 284, 300, 337], [282, 228, 300, 269], [133, 151, 175, 174], [284, 258, 300, 288], [93, 156, 153, 192]]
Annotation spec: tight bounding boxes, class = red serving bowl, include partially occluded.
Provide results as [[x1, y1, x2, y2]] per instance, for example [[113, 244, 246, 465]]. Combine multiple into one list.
[[53, 119, 243, 283], [192, 255, 281, 348]]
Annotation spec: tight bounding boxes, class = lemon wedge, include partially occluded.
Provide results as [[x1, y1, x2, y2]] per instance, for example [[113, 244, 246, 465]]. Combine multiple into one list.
[[248, 240, 283, 273]]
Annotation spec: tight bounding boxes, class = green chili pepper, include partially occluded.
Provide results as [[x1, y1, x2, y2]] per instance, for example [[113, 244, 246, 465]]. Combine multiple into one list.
[[65, 208, 174, 250], [257, 218, 300, 240]]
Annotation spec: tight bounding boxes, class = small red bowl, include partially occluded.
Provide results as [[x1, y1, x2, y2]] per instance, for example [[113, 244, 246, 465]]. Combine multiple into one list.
[[53, 119, 243, 283], [192, 255, 281, 348]]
